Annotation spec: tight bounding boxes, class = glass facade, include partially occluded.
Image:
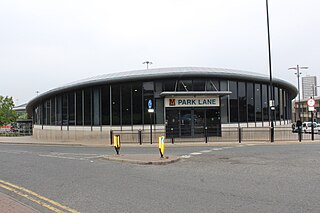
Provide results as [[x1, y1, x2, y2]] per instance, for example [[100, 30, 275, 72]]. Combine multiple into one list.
[[33, 79, 294, 128]]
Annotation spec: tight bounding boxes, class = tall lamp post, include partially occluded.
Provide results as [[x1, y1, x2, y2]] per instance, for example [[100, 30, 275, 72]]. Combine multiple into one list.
[[143, 61, 152, 70], [265, 0, 275, 142], [288, 65, 308, 121], [143, 61, 154, 143]]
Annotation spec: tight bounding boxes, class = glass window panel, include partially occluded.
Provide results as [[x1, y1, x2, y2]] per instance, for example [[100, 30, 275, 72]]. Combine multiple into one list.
[[163, 80, 176, 91], [143, 82, 154, 95], [92, 88, 100, 126], [178, 80, 192, 91], [76, 91, 83, 126], [193, 80, 205, 91], [274, 87, 279, 121], [238, 82, 247, 122], [122, 84, 132, 125], [247, 83, 255, 122], [84, 88, 91, 126], [132, 83, 142, 124], [229, 81, 238, 123], [155, 98, 164, 124], [101, 86, 110, 125], [68, 92, 75, 125], [50, 98, 55, 125], [255, 84, 262, 122], [262, 84, 269, 121], [220, 80, 228, 123], [206, 80, 220, 91], [280, 88, 284, 120], [42, 102, 46, 125], [62, 94, 68, 126], [112, 85, 121, 125]]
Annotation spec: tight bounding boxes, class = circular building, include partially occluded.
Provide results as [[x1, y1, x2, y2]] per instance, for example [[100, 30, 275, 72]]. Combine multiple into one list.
[[26, 67, 297, 144]]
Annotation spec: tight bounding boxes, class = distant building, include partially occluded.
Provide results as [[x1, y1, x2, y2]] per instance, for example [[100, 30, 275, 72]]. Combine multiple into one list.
[[293, 96, 320, 123], [302, 76, 317, 99]]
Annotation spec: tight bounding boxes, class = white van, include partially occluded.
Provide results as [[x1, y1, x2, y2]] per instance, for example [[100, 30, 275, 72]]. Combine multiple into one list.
[[302, 122, 317, 133]]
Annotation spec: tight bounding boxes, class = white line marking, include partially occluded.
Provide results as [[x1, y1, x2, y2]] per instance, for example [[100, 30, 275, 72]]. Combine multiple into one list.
[[190, 152, 202, 155], [38, 154, 87, 161], [180, 155, 191, 159], [200, 150, 212, 153], [211, 148, 223, 151]]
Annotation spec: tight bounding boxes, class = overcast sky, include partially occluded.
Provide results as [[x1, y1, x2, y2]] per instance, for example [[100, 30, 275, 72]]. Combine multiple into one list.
[[0, 0, 319, 105]]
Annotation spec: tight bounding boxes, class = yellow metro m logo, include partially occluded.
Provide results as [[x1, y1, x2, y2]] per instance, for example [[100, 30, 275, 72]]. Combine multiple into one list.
[[169, 99, 176, 106]]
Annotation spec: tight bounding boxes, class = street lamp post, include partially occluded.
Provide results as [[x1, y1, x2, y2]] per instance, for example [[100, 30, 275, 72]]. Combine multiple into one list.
[[143, 61, 152, 70], [265, 0, 275, 142], [288, 65, 308, 121], [143, 61, 153, 143]]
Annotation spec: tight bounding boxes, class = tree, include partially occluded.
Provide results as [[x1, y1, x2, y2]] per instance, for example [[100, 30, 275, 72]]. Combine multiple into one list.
[[0, 96, 17, 126]]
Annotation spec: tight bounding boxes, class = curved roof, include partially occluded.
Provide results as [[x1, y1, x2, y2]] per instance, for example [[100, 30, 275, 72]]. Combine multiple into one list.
[[27, 67, 298, 113]]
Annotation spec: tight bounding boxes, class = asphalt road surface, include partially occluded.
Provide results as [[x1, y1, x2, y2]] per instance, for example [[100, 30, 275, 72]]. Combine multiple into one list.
[[1, 143, 320, 212]]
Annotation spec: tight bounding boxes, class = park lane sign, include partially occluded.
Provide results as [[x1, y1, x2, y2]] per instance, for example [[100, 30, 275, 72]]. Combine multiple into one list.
[[165, 96, 220, 107]]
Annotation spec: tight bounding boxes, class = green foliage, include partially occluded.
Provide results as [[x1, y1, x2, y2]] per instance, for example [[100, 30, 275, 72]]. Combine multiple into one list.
[[0, 96, 17, 126], [18, 112, 28, 119]]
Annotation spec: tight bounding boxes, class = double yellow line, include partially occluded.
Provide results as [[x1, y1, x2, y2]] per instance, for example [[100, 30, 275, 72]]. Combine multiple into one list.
[[0, 179, 79, 213]]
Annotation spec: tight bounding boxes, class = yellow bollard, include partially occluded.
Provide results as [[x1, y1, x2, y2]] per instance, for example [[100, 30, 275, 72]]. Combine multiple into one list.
[[114, 135, 120, 155], [158, 136, 165, 158]]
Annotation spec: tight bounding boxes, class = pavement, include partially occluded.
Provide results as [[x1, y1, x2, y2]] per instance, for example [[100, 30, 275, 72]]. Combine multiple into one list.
[[0, 191, 38, 213]]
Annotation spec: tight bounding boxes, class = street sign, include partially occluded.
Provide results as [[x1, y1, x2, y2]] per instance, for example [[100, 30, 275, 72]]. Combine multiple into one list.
[[307, 98, 315, 107], [148, 99, 153, 109]]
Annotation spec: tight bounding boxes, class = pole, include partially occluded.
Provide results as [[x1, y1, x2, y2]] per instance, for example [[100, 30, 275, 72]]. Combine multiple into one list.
[[297, 65, 301, 120], [150, 113, 152, 144], [311, 111, 314, 141], [266, 0, 274, 142]]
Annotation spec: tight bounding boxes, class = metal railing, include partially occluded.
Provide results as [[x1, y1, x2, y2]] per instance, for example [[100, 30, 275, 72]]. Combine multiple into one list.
[[109, 127, 320, 144]]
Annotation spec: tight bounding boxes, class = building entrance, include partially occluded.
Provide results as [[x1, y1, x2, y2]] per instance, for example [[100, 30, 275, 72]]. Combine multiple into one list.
[[165, 108, 221, 138]]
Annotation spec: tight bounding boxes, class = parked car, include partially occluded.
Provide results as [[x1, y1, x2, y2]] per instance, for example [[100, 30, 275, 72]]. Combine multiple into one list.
[[302, 122, 317, 133], [316, 123, 320, 134]]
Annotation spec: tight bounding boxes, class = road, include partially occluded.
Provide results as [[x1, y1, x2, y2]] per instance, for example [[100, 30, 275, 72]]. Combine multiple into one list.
[[1, 143, 320, 212]]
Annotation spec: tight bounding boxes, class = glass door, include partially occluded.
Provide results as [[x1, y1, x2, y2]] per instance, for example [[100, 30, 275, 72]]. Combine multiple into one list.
[[180, 110, 192, 137], [193, 109, 205, 137]]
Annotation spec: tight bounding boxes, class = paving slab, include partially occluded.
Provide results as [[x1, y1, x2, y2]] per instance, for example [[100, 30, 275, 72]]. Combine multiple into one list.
[[0, 192, 38, 213]]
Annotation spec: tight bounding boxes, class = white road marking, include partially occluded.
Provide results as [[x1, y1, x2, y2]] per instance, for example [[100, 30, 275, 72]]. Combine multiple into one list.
[[211, 148, 223, 151], [180, 155, 191, 159], [200, 150, 212, 153], [190, 152, 202, 155]]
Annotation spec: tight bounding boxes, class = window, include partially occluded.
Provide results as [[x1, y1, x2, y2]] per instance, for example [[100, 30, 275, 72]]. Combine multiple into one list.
[[132, 83, 142, 124], [220, 80, 228, 123], [84, 88, 91, 126], [206, 80, 219, 91], [62, 94, 68, 126], [238, 82, 247, 122], [255, 84, 262, 122], [112, 85, 121, 125], [163, 80, 176, 91], [50, 98, 55, 125], [122, 84, 131, 125], [229, 81, 238, 123], [193, 80, 205, 91], [262, 84, 269, 121], [68, 92, 75, 126], [101, 86, 110, 125], [76, 91, 83, 126], [247, 83, 255, 122], [56, 96, 62, 125], [92, 88, 100, 126], [178, 80, 192, 91]]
